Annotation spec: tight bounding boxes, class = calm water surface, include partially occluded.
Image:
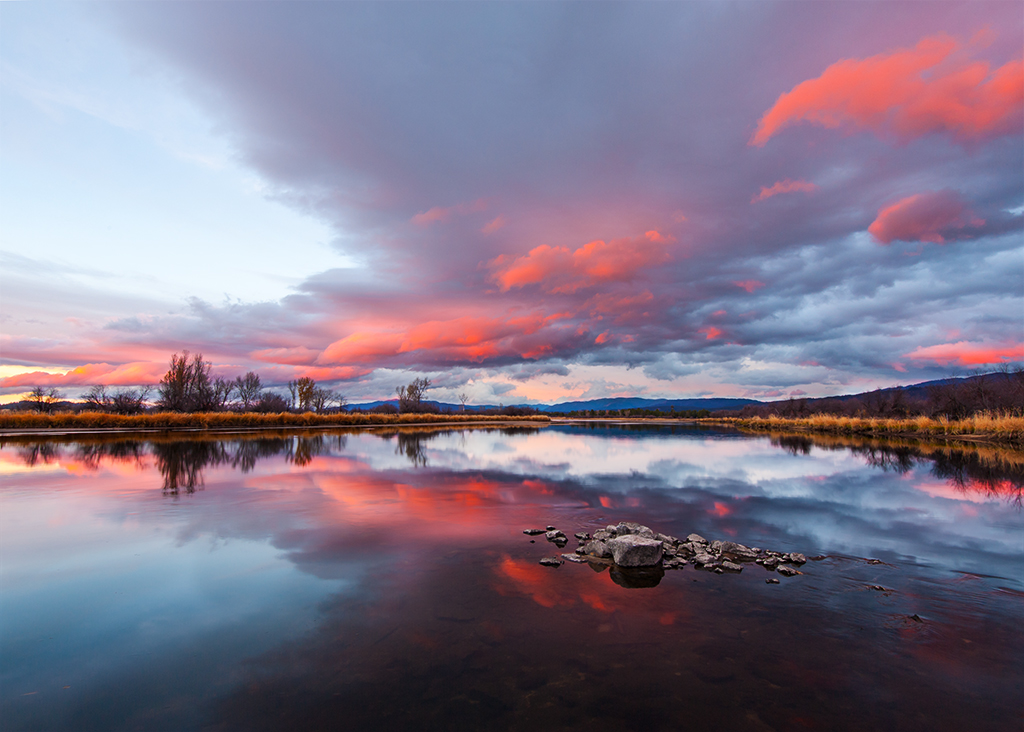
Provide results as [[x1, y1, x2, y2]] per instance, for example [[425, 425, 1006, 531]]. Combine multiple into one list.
[[2, 424, 1022, 731]]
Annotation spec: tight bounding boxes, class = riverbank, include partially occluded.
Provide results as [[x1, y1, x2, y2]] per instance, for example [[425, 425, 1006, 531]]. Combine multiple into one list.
[[714, 413, 1024, 446], [0, 410, 550, 435]]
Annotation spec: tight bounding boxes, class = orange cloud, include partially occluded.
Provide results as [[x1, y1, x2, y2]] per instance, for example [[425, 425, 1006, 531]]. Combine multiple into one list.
[[488, 230, 673, 293], [868, 190, 984, 244], [733, 280, 765, 293], [0, 362, 165, 388], [411, 198, 488, 226], [752, 179, 818, 203], [904, 341, 1024, 366], [318, 312, 575, 366], [751, 34, 1024, 146], [249, 346, 320, 365], [699, 326, 723, 340]]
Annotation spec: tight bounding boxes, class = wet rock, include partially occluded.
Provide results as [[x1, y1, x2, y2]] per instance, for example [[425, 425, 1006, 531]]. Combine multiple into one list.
[[686, 533, 708, 545], [788, 552, 807, 565], [613, 521, 655, 538], [909, 614, 923, 623], [868, 585, 888, 592], [545, 529, 567, 543], [546, 525, 557, 531], [607, 535, 664, 567], [719, 542, 758, 561], [561, 553, 586, 563], [693, 552, 716, 566], [582, 540, 613, 558], [721, 561, 743, 572], [574, 532, 590, 541], [766, 578, 780, 584], [710, 540, 724, 553], [810, 555, 827, 561], [523, 528, 546, 535], [539, 556, 563, 567], [761, 557, 779, 569], [592, 529, 614, 541], [714, 567, 724, 574], [777, 566, 801, 577]]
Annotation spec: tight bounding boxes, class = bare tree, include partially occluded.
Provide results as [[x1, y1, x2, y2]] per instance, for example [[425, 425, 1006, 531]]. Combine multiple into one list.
[[158, 351, 221, 412], [289, 376, 345, 413], [27, 386, 63, 413], [234, 372, 263, 411], [397, 377, 432, 412], [458, 392, 469, 412]]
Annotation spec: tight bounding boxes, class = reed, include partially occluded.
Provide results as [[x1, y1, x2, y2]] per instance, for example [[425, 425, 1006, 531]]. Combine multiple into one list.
[[720, 412, 1024, 443], [0, 411, 551, 431]]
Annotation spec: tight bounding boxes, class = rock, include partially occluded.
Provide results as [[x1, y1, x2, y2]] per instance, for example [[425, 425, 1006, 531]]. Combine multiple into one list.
[[545, 529, 566, 541], [607, 535, 664, 567], [523, 528, 546, 535], [714, 567, 724, 574], [761, 557, 779, 569], [710, 540, 723, 553], [766, 578, 780, 584], [561, 553, 586, 563], [693, 552, 716, 566], [719, 542, 758, 561], [614, 521, 655, 538], [777, 566, 801, 577], [686, 533, 708, 545], [655, 533, 679, 545], [546, 525, 557, 531], [539, 556, 563, 567], [810, 555, 827, 561], [574, 532, 590, 541], [721, 561, 743, 572], [788, 552, 807, 565], [593, 529, 614, 541], [582, 540, 613, 558]]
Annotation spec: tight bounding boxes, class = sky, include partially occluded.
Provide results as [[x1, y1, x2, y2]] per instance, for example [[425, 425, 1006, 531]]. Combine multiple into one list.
[[1, 1, 1022, 406]]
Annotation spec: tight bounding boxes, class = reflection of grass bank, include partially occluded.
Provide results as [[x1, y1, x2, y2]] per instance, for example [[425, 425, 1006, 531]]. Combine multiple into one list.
[[720, 413, 1024, 445], [0, 411, 550, 433]]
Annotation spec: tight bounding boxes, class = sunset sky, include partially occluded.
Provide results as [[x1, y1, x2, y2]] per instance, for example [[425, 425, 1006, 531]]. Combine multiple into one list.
[[1, 2, 1021, 405]]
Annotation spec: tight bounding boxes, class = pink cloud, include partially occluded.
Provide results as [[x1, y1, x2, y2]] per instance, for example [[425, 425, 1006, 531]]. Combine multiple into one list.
[[789, 389, 808, 396], [488, 230, 673, 293], [411, 198, 488, 226], [752, 179, 818, 203], [0, 362, 166, 388], [868, 190, 984, 244], [481, 215, 506, 234], [249, 346, 320, 365], [751, 34, 1024, 146], [733, 280, 765, 293], [904, 341, 1024, 366], [698, 326, 723, 340]]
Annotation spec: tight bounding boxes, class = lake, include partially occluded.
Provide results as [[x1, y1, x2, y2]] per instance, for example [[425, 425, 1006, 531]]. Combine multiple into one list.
[[2, 423, 1022, 731]]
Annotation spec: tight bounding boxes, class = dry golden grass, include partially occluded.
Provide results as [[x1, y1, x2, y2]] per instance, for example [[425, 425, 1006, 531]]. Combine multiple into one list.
[[719, 411, 1024, 443], [0, 410, 550, 432]]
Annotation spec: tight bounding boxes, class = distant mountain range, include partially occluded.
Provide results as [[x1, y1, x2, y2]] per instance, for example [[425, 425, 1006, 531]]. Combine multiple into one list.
[[349, 373, 1014, 414]]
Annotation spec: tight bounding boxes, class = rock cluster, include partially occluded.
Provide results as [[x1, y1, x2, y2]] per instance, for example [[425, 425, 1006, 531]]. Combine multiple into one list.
[[526, 521, 810, 579]]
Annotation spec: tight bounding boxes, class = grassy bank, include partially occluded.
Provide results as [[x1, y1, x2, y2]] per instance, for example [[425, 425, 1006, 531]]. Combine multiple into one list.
[[718, 412, 1024, 445], [0, 410, 550, 432]]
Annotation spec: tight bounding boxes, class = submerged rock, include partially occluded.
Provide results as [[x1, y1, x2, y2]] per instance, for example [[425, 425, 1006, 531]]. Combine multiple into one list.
[[777, 566, 801, 577], [523, 528, 546, 535], [539, 556, 563, 567]]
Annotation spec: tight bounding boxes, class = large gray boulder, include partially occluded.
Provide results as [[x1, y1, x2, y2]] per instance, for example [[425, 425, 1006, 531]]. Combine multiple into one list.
[[607, 535, 664, 567], [582, 539, 613, 558]]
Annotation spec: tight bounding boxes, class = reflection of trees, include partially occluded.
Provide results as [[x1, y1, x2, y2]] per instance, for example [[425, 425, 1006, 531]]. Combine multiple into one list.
[[395, 432, 430, 467], [152, 441, 230, 495], [767, 432, 1024, 507], [74, 441, 148, 471], [289, 434, 347, 467], [772, 435, 813, 455], [15, 442, 62, 467]]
